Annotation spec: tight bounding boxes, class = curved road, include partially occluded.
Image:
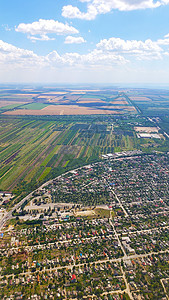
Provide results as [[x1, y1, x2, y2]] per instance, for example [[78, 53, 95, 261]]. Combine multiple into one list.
[[0, 164, 94, 230]]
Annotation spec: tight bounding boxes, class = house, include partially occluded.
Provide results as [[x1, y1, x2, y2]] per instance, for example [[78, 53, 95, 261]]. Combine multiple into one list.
[[71, 274, 76, 283]]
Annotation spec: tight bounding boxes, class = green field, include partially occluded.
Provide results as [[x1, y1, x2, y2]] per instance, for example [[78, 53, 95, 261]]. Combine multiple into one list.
[[0, 103, 24, 110], [0, 114, 141, 194], [19, 103, 49, 110], [0, 113, 168, 196], [38, 167, 51, 181]]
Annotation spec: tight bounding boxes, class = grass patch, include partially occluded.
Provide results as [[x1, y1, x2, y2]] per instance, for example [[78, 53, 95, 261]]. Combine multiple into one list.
[[38, 167, 51, 181], [111, 210, 116, 218], [63, 160, 70, 167], [94, 208, 110, 218], [41, 145, 61, 167]]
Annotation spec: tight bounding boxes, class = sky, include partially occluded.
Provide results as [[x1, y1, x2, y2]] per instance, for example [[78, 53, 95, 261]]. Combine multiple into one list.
[[0, 0, 169, 85]]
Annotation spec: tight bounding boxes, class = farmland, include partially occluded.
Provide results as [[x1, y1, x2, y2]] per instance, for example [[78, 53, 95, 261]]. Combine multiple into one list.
[[0, 112, 169, 197], [1, 87, 169, 117], [0, 86, 169, 196], [0, 87, 137, 116], [0, 115, 138, 194], [127, 88, 169, 116], [0, 87, 169, 300]]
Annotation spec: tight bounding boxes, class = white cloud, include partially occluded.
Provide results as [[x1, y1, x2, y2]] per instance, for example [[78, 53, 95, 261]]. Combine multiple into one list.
[[62, 4, 98, 20], [0, 40, 45, 67], [1, 33, 169, 73], [15, 19, 79, 41], [157, 38, 169, 45], [0, 39, 127, 69], [97, 37, 162, 52], [62, 0, 169, 20], [1, 35, 169, 83], [46, 49, 128, 68], [28, 35, 55, 42], [96, 37, 166, 60], [64, 36, 86, 44], [157, 33, 169, 45]]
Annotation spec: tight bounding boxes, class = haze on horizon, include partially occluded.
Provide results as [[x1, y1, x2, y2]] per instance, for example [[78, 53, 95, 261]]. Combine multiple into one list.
[[1, 0, 169, 85]]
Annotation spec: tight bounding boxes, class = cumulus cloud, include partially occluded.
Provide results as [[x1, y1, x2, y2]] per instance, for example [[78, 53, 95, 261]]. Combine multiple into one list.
[[157, 33, 169, 45], [15, 19, 79, 41], [62, 4, 98, 20], [157, 38, 169, 45], [97, 38, 159, 51], [64, 36, 86, 44], [62, 0, 169, 20], [0, 40, 45, 66], [47, 49, 128, 66], [0, 39, 127, 70], [28, 35, 55, 42], [96, 37, 167, 60], [0, 40, 47, 70], [1, 33, 169, 71]]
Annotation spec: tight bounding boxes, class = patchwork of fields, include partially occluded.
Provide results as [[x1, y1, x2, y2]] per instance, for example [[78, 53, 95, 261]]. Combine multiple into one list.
[[0, 87, 169, 194], [127, 89, 169, 115], [0, 115, 140, 192], [0, 88, 137, 116], [1, 87, 169, 117]]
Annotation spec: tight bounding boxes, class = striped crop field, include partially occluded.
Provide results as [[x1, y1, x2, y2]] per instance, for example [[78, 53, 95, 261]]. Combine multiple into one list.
[[0, 115, 139, 194]]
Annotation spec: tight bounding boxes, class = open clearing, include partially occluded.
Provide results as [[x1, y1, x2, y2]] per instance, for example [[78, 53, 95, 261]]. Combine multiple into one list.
[[74, 210, 96, 217], [134, 126, 159, 133]]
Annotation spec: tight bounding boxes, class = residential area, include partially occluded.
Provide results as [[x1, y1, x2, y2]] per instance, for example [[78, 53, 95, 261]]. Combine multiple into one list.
[[0, 152, 169, 299]]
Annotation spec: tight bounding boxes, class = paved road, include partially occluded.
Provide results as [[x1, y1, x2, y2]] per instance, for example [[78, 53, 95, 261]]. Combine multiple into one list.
[[121, 225, 169, 236], [160, 278, 169, 300], [148, 116, 169, 139], [0, 191, 34, 230], [109, 186, 129, 217], [109, 218, 127, 258], [121, 265, 134, 300], [3, 234, 116, 252]]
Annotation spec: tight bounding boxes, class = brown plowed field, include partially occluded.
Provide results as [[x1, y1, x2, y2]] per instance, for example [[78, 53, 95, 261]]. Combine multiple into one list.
[[3, 105, 120, 115], [130, 97, 151, 101], [77, 99, 106, 103], [110, 100, 128, 105]]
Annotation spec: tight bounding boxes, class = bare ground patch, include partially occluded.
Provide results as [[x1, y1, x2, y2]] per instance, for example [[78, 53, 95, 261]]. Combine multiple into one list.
[[74, 210, 96, 217], [3, 105, 120, 115], [130, 97, 152, 101]]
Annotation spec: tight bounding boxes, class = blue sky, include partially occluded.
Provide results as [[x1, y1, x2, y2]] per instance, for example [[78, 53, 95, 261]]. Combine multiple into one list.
[[1, 0, 169, 85]]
